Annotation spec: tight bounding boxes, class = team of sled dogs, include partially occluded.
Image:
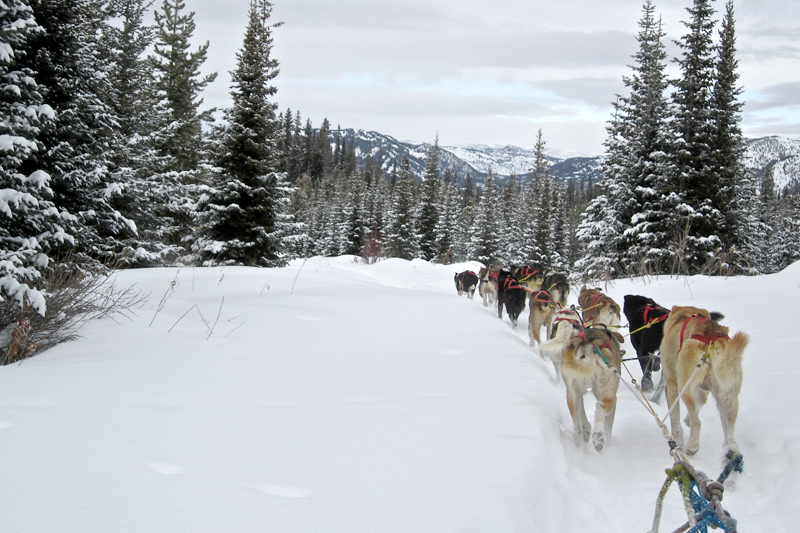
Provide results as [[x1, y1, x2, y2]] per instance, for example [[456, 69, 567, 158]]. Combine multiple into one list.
[[454, 266, 748, 456]]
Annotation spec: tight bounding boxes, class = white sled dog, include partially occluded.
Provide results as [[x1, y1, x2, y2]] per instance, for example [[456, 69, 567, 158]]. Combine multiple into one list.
[[540, 306, 583, 382], [478, 266, 499, 307], [561, 327, 624, 452], [659, 305, 749, 455]]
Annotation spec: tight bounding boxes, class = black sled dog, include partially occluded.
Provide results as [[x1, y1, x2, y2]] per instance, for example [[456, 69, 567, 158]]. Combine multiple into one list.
[[497, 270, 527, 328], [623, 295, 669, 393], [454, 271, 479, 298]]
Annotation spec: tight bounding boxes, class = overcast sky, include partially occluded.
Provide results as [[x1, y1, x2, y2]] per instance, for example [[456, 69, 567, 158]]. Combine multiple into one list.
[[189, 0, 800, 156]]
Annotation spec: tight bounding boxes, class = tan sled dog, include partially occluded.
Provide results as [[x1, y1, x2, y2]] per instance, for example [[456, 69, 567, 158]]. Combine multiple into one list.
[[659, 305, 749, 455], [540, 306, 584, 383], [561, 327, 624, 452], [528, 289, 557, 347], [578, 286, 621, 327]]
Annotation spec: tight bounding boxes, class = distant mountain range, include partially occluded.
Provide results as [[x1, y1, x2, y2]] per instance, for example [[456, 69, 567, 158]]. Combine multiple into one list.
[[335, 129, 800, 192]]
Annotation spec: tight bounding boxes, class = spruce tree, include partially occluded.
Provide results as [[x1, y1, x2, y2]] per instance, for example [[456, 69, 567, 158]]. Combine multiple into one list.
[[671, 0, 724, 273], [0, 0, 70, 316], [193, 0, 289, 266], [468, 171, 503, 266], [416, 135, 440, 261], [384, 154, 419, 260], [711, 0, 748, 270], [619, 1, 678, 274], [150, 0, 217, 172], [22, 0, 134, 265]]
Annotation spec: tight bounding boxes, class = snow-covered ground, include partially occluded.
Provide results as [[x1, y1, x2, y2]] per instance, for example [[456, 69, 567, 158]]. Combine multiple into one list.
[[2, 257, 797, 532]]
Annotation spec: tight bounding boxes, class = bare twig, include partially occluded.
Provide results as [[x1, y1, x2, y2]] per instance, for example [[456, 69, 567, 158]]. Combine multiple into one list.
[[168, 305, 200, 333], [149, 270, 180, 327], [290, 258, 308, 295], [225, 322, 245, 337], [206, 297, 224, 340]]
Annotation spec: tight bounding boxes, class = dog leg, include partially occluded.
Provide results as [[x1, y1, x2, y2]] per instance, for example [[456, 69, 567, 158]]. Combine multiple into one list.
[[592, 401, 606, 452], [567, 384, 590, 445], [592, 396, 616, 452], [715, 389, 740, 453], [664, 375, 684, 447], [681, 388, 703, 455]]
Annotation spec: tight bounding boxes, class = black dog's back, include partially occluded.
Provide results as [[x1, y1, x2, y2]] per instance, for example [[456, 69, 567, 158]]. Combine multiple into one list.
[[497, 269, 526, 325]]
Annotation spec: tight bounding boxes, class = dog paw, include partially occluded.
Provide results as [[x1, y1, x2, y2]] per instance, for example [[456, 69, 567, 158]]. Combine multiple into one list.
[[592, 432, 605, 452], [641, 376, 653, 393]]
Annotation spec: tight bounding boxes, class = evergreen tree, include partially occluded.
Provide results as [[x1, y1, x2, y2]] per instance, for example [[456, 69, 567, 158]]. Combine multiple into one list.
[[468, 171, 503, 265], [433, 173, 462, 263], [0, 0, 71, 315], [101, 0, 185, 266], [711, 0, 749, 270], [22, 0, 134, 265], [416, 135, 440, 261], [150, 0, 217, 172], [619, 1, 678, 274], [194, 0, 289, 266], [670, 0, 724, 273], [384, 154, 419, 260]]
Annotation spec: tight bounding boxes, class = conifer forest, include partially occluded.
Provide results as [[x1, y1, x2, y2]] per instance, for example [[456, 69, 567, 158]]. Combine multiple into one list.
[[1, 0, 798, 360]]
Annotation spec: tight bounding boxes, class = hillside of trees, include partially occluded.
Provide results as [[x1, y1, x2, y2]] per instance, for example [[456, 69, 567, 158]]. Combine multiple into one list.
[[1, 0, 798, 362]]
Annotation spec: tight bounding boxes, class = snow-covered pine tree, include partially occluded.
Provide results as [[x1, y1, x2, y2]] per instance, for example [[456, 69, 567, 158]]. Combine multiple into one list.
[[529, 133, 552, 268], [710, 0, 750, 272], [468, 170, 503, 266], [618, 0, 679, 274], [0, 0, 72, 320], [193, 0, 290, 267], [101, 0, 182, 267], [416, 135, 440, 261], [433, 169, 462, 263], [22, 0, 135, 265], [384, 154, 419, 260], [670, 0, 725, 273], [150, 0, 216, 173]]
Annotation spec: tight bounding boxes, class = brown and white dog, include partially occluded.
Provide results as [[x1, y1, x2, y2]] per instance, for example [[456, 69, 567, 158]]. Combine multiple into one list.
[[659, 305, 749, 455], [540, 306, 584, 382], [578, 287, 621, 327], [542, 272, 570, 308], [561, 327, 624, 451], [512, 265, 544, 291], [528, 288, 557, 347], [478, 266, 499, 307]]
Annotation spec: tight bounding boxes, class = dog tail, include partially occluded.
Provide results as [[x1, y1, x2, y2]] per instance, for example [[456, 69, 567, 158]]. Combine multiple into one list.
[[711, 331, 748, 391]]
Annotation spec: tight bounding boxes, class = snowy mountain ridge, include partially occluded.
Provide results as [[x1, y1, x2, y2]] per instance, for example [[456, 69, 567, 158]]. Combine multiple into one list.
[[337, 128, 799, 190]]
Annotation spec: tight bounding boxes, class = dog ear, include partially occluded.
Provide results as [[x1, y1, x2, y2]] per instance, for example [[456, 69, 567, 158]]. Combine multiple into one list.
[[611, 331, 624, 344]]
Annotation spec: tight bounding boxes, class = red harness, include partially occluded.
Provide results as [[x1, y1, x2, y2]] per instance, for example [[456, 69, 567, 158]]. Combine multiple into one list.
[[503, 277, 522, 291], [679, 315, 729, 350], [643, 304, 669, 325], [517, 267, 540, 282], [576, 329, 614, 355], [458, 271, 477, 291], [554, 310, 583, 329], [488, 270, 499, 280], [532, 290, 552, 304]]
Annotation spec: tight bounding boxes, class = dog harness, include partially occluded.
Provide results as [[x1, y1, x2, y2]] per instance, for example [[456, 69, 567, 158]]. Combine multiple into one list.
[[532, 289, 553, 304], [642, 304, 669, 325], [457, 271, 477, 292], [517, 266, 540, 282], [678, 315, 730, 351], [576, 329, 615, 359], [554, 309, 583, 329], [503, 277, 523, 291]]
